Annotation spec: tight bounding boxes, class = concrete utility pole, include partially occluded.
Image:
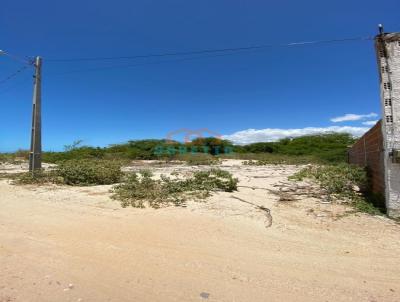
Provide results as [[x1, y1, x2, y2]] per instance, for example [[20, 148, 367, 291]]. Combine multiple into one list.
[[29, 56, 42, 173]]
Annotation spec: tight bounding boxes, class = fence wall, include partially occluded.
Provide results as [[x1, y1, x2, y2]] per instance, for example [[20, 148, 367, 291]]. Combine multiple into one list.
[[348, 120, 384, 194]]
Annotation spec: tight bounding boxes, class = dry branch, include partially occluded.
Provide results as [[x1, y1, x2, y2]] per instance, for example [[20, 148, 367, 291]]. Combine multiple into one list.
[[230, 196, 273, 228]]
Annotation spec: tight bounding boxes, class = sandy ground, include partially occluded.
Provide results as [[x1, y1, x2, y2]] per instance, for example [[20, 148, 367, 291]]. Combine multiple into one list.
[[1, 160, 400, 302]]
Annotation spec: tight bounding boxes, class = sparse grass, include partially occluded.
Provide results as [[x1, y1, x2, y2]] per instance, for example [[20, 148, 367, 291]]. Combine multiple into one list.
[[13, 149, 30, 160], [0, 153, 24, 165], [353, 199, 383, 215], [0, 172, 25, 181], [241, 154, 318, 165], [174, 153, 220, 165], [290, 164, 384, 215], [111, 168, 238, 208], [13, 170, 62, 185], [0, 154, 9, 163]]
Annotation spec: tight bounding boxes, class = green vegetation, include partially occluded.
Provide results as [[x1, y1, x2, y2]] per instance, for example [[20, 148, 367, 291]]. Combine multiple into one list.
[[111, 168, 238, 208], [0, 154, 11, 163], [242, 155, 317, 165], [174, 153, 221, 165], [0, 149, 29, 164], [290, 164, 383, 215], [2, 133, 355, 165], [13, 170, 62, 185], [40, 139, 229, 163], [234, 133, 355, 163], [190, 137, 233, 155], [2, 134, 386, 215], [57, 159, 123, 185], [290, 164, 367, 198], [13, 159, 123, 186]]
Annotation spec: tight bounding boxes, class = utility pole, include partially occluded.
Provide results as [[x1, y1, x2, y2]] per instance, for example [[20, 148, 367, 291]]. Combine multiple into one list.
[[29, 56, 42, 173]]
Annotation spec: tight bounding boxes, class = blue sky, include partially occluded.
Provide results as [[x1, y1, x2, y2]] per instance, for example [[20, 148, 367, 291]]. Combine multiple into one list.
[[0, 0, 398, 151]]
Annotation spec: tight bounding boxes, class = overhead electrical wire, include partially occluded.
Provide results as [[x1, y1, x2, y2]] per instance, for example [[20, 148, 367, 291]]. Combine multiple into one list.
[[46, 36, 373, 63], [0, 50, 33, 65], [1, 35, 375, 80], [50, 49, 268, 75], [0, 74, 32, 95], [0, 64, 31, 86]]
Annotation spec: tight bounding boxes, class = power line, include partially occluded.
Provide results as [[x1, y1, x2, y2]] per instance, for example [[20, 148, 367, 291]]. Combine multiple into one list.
[[0, 50, 33, 65], [0, 35, 375, 78], [0, 65, 31, 86], [48, 35, 374, 76], [0, 74, 32, 96], [46, 36, 373, 63], [50, 50, 265, 76]]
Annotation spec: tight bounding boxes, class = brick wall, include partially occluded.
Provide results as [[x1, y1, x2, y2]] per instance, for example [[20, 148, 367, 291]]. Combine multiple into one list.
[[348, 120, 385, 194]]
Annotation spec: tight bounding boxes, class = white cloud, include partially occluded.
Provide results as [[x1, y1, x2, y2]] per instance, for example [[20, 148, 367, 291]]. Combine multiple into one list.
[[362, 120, 379, 126], [223, 126, 369, 145], [330, 113, 378, 123]]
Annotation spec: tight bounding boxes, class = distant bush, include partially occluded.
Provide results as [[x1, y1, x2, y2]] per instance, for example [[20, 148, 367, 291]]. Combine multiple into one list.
[[0, 154, 12, 163], [43, 147, 106, 163], [14, 149, 30, 160], [242, 155, 318, 165], [0, 150, 29, 164], [111, 168, 238, 208], [40, 137, 234, 163], [174, 153, 220, 165], [31, 133, 355, 164], [238, 142, 274, 153], [56, 159, 123, 185], [189, 137, 234, 155], [236, 133, 355, 163], [109, 139, 176, 160]]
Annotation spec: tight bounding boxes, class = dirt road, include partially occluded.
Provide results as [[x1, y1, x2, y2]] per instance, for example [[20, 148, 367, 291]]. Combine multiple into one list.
[[1, 161, 399, 301]]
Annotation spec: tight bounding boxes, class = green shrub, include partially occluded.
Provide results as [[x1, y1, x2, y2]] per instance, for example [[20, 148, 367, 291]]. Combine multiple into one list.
[[42, 147, 106, 163], [37, 133, 353, 164], [290, 164, 367, 198], [11, 159, 123, 186], [111, 168, 238, 208], [189, 137, 233, 155], [174, 153, 220, 165], [56, 159, 123, 185], [111, 170, 180, 208], [189, 169, 238, 192], [13, 170, 62, 185], [237, 133, 355, 163], [289, 164, 383, 215]]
